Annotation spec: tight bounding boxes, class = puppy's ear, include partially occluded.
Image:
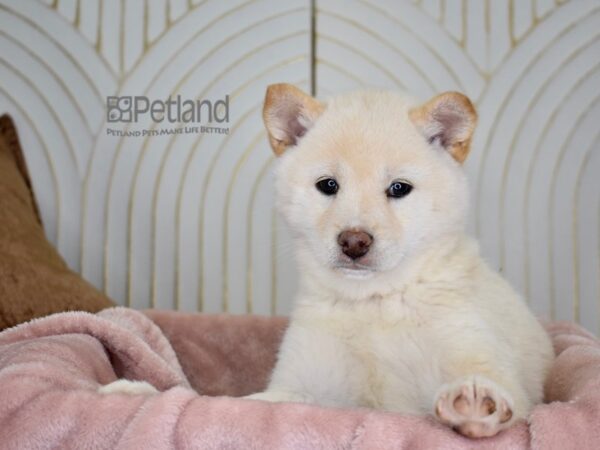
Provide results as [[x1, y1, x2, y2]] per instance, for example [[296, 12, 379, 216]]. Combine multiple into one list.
[[263, 83, 324, 156], [409, 92, 477, 163]]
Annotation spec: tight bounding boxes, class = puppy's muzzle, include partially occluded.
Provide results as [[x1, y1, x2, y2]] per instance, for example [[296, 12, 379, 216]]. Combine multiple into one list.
[[337, 229, 373, 260]]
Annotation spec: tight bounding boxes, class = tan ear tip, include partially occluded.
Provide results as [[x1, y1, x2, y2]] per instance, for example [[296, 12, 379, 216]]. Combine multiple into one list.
[[264, 84, 290, 117], [265, 83, 299, 97], [440, 91, 478, 122], [266, 83, 285, 92], [265, 84, 282, 101], [263, 84, 316, 120]]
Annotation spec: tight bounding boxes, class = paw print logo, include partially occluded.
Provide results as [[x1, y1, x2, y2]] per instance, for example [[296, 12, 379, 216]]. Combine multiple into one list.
[[107, 96, 133, 122]]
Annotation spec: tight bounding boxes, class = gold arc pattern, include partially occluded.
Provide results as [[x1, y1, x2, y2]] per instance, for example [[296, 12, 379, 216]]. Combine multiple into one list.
[[499, 40, 600, 300], [0, 0, 598, 334], [546, 95, 600, 320], [103, 1, 298, 300], [99, 3, 307, 306], [474, 5, 600, 238], [521, 62, 600, 304], [571, 132, 600, 322]]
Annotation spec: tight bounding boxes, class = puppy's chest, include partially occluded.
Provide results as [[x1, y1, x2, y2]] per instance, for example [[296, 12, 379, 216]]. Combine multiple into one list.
[[340, 304, 441, 365], [330, 289, 444, 339], [328, 295, 452, 408]]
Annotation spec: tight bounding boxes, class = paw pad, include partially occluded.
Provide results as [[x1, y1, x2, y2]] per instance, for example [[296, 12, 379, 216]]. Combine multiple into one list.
[[435, 376, 514, 438]]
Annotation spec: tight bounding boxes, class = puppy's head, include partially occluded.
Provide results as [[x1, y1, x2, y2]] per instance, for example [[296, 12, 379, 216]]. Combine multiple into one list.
[[264, 84, 476, 282]]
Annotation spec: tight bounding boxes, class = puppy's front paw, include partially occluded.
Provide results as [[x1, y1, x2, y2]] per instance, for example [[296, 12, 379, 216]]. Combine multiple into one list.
[[434, 376, 514, 438], [98, 379, 159, 395]]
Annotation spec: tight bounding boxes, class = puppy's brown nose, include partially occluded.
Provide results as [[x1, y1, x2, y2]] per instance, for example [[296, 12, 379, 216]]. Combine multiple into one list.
[[337, 229, 373, 260]]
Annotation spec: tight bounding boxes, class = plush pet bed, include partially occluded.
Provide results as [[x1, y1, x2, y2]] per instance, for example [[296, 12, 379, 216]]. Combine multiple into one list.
[[0, 307, 598, 450]]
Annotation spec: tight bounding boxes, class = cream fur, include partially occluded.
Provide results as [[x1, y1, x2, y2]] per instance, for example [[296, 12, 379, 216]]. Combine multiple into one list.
[[249, 88, 554, 438]]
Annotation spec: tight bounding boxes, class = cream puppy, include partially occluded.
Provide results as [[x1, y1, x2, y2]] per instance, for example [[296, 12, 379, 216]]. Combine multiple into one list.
[[247, 84, 554, 438]]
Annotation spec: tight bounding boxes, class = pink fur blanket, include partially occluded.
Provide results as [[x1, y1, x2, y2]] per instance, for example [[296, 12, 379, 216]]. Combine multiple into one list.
[[0, 307, 598, 449]]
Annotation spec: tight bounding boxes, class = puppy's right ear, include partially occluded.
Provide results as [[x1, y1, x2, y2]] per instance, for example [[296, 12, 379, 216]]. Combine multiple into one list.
[[263, 84, 324, 156]]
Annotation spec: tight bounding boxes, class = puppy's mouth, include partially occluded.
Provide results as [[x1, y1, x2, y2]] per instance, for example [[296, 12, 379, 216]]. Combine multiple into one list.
[[333, 256, 376, 277]]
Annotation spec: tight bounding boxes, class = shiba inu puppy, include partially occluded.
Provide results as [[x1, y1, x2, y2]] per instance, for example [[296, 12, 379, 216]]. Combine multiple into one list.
[[247, 84, 554, 438]]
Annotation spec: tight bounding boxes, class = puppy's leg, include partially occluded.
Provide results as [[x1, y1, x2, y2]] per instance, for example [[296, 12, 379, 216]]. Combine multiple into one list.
[[98, 379, 159, 395], [245, 323, 363, 407], [434, 373, 528, 438]]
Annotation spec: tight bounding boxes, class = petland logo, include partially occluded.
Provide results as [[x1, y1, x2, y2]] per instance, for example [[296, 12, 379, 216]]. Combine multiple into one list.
[[106, 95, 230, 137]]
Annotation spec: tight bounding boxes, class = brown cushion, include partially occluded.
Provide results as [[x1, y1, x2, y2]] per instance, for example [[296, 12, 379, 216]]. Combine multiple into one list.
[[0, 115, 114, 330]]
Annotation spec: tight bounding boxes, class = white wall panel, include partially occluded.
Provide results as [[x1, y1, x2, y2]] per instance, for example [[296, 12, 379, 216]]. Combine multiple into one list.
[[0, 0, 308, 317], [0, 0, 598, 333]]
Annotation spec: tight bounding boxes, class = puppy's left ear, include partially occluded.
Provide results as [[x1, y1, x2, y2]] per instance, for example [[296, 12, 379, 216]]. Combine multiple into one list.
[[263, 83, 325, 156], [409, 92, 477, 163]]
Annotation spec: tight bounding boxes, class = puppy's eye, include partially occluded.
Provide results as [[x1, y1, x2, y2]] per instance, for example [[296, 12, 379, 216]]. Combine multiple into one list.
[[316, 178, 339, 196], [387, 181, 412, 198]]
